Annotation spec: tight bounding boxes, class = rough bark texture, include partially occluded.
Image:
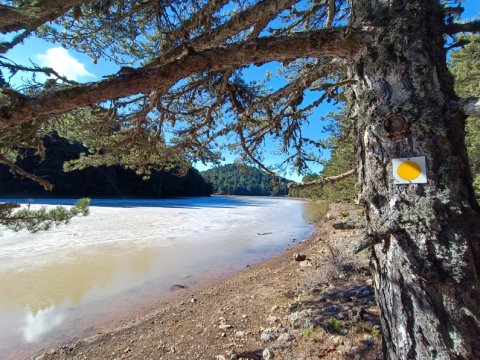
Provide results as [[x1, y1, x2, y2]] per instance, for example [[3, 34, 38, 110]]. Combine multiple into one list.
[[346, 1, 480, 359], [0, 0, 88, 33]]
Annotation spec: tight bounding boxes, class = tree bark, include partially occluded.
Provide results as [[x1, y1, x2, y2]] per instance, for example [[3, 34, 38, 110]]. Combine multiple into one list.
[[346, 1, 480, 359], [0, 0, 88, 33]]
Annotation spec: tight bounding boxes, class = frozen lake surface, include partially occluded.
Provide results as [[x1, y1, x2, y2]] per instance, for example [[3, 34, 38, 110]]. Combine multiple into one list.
[[0, 196, 317, 359]]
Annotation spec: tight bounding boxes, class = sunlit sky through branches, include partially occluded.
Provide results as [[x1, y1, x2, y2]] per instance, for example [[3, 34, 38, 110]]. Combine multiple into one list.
[[4, 0, 479, 182]]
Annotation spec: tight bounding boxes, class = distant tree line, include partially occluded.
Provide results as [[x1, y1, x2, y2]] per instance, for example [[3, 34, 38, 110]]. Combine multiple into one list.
[[201, 164, 289, 196], [0, 134, 212, 198]]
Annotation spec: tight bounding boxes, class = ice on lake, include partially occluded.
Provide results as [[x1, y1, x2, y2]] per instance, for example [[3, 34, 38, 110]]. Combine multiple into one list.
[[0, 196, 317, 359]]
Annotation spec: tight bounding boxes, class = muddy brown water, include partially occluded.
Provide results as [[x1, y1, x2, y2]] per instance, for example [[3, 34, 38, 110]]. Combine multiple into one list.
[[0, 196, 324, 359]]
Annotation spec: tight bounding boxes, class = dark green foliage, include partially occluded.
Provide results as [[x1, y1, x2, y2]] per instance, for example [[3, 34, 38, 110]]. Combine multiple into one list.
[[201, 164, 290, 196], [0, 198, 90, 233], [0, 134, 212, 198], [49, 107, 194, 178], [68, 197, 90, 216], [450, 35, 480, 98], [289, 110, 356, 202], [449, 34, 480, 199]]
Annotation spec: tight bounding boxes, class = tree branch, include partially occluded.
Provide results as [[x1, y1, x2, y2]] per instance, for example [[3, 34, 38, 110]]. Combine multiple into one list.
[[0, 154, 53, 190], [350, 232, 384, 255], [0, 29, 33, 54], [239, 62, 337, 120], [445, 20, 480, 35], [326, 0, 336, 28], [0, 0, 88, 34], [148, 0, 300, 66], [0, 27, 368, 129], [288, 169, 356, 189], [0, 57, 75, 83], [162, 0, 229, 50]]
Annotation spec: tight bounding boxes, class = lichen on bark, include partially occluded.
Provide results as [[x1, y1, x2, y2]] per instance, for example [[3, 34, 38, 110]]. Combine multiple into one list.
[[347, 0, 480, 358]]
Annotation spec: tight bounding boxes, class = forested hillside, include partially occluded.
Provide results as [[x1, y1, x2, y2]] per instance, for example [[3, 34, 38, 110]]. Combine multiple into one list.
[[201, 164, 289, 196], [0, 134, 212, 198]]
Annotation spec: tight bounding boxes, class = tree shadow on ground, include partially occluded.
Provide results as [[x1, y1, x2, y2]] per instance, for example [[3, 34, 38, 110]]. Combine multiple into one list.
[[287, 271, 383, 359]]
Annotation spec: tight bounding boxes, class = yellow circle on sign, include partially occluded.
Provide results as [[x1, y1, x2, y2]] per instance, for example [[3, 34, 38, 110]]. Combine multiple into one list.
[[397, 161, 421, 180]]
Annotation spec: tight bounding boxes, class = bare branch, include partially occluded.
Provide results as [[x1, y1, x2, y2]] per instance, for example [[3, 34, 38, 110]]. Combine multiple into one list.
[[326, 0, 336, 28], [288, 169, 356, 189], [0, 154, 53, 190], [0, 29, 33, 54], [0, 57, 76, 84], [445, 20, 480, 35], [350, 232, 384, 255]]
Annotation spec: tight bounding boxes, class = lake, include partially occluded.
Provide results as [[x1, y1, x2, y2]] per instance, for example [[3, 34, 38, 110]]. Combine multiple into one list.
[[0, 196, 320, 359]]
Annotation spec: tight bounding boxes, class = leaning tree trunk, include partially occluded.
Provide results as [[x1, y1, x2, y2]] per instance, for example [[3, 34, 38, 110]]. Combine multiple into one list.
[[346, 0, 480, 358]]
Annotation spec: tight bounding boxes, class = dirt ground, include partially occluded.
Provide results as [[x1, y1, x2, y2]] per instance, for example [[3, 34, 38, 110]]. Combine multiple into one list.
[[39, 203, 382, 360]]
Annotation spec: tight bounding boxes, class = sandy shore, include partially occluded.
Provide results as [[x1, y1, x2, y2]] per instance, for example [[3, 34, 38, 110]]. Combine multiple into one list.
[[40, 203, 382, 360]]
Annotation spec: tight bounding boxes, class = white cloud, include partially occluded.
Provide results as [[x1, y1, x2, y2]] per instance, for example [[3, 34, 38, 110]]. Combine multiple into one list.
[[36, 47, 95, 81]]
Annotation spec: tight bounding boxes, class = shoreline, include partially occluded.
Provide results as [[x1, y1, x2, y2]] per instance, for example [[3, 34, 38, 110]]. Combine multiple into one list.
[[40, 203, 382, 360], [1, 196, 315, 360]]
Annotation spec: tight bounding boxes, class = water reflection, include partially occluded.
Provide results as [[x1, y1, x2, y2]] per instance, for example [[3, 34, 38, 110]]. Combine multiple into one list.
[[0, 196, 315, 359], [0, 244, 155, 313], [23, 305, 65, 343]]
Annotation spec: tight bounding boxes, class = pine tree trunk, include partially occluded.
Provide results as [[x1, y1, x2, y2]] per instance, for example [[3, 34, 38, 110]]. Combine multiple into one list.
[[346, 1, 480, 358]]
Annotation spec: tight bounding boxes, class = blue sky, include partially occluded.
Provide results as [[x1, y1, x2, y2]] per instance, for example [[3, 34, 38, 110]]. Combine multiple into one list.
[[4, 0, 479, 182]]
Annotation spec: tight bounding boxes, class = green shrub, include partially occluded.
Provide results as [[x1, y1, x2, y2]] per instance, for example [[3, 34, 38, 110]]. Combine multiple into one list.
[[303, 328, 313, 338], [327, 317, 343, 331]]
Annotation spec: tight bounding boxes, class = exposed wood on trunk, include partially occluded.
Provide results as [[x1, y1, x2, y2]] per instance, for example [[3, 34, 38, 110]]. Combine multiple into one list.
[[463, 98, 480, 117]]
